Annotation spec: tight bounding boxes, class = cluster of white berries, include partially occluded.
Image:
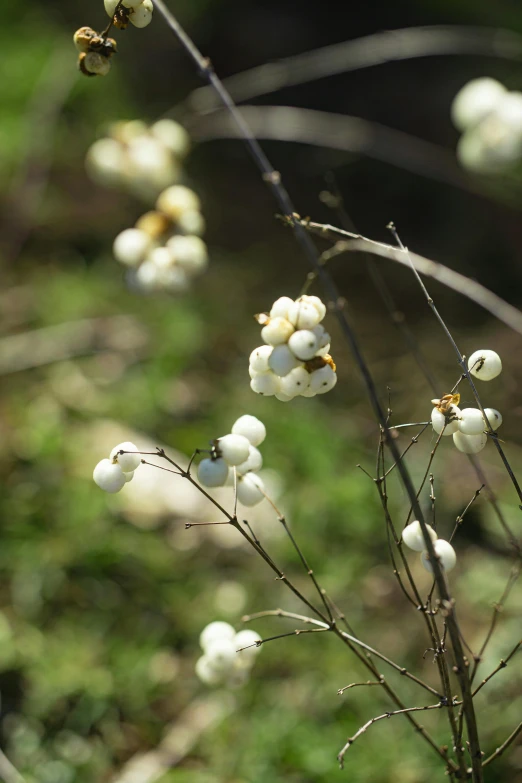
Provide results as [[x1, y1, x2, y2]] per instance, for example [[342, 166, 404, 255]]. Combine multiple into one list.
[[452, 78, 522, 173], [87, 117, 208, 294], [195, 621, 262, 688], [93, 441, 141, 493], [249, 296, 337, 401], [114, 185, 208, 294], [86, 119, 191, 198], [104, 0, 153, 29], [402, 521, 457, 573], [197, 415, 267, 507], [73, 27, 118, 77], [74, 1, 152, 78], [430, 349, 502, 455]]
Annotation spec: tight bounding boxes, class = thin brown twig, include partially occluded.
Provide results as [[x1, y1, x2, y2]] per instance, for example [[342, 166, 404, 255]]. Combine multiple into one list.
[[338, 679, 384, 696], [449, 486, 485, 543], [472, 640, 521, 698], [482, 721, 522, 767], [258, 488, 334, 623], [338, 701, 455, 768], [299, 224, 522, 337]]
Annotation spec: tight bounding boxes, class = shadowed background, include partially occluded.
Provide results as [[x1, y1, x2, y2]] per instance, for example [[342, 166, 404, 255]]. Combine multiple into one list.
[[1, 0, 522, 781]]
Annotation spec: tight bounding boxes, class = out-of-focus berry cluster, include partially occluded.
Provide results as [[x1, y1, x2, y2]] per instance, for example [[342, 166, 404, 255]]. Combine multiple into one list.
[[452, 78, 522, 173], [86, 119, 209, 294], [114, 185, 208, 294], [196, 622, 262, 688], [86, 119, 191, 199]]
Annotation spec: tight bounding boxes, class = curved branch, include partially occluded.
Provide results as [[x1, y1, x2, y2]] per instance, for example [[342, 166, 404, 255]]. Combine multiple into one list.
[[302, 223, 522, 338], [189, 105, 484, 197], [186, 25, 522, 113]]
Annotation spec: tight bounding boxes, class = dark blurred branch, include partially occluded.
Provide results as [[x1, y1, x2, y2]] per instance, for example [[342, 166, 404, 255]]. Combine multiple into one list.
[[0, 316, 148, 374], [185, 26, 522, 113], [482, 721, 522, 767], [189, 105, 486, 196], [1, 45, 77, 266], [111, 694, 235, 783]]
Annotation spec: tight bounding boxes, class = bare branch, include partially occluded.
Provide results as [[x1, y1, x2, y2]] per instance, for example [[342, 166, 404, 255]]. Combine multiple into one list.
[[338, 702, 452, 768], [187, 26, 522, 112], [482, 721, 522, 767]]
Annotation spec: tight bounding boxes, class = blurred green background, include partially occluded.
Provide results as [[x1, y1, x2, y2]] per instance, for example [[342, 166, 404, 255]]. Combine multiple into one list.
[[1, 0, 522, 781]]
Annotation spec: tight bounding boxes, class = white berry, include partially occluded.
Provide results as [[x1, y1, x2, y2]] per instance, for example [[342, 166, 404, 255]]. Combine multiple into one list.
[[195, 655, 222, 685], [93, 459, 126, 493], [176, 210, 205, 237], [200, 621, 235, 651], [287, 301, 322, 330], [260, 317, 294, 346], [453, 431, 487, 454], [197, 458, 228, 487], [236, 446, 263, 475], [268, 344, 300, 377], [166, 235, 208, 275], [110, 442, 141, 472], [237, 473, 265, 506], [309, 364, 337, 394], [421, 539, 457, 573], [113, 228, 152, 267], [402, 521, 437, 552], [298, 295, 327, 320], [431, 405, 460, 436], [483, 408, 502, 430], [86, 138, 125, 187], [249, 345, 273, 374], [288, 329, 320, 361], [468, 350, 502, 381], [458, 408, 485, 435], [451, 78, 506, 132], [275, 391, 294, 402], [150, 119, 190, 158], [204, 638, 236, 672], [156, 185, 200, 221], [129, 0, 153, 27], [83, 52, 111, 77], [250, 372, 280, 396], [279, 366, 310, 397], [231, 415, 266, 447], [217, 434, 251, 466], [270, 296, 294, 319], [234, 629, 262, 661]]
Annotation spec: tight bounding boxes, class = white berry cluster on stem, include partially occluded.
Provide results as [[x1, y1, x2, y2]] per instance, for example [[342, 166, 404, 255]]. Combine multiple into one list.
[[93, 441, 141, 493], [197, 415, 267, 507], [74, 1, 153, 78], [195, 621, 262, 688], [250, 295, 337, 401], [402, 521, 457, 573], [104, 0, 153, 30], [452, 77, 522, 173], [430, 349, 502, 455]]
